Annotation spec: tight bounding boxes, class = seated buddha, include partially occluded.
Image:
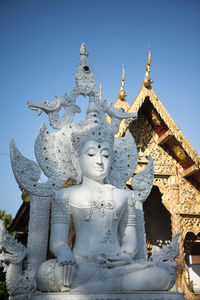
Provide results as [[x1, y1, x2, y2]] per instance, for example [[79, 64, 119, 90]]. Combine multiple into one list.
[[36, 120, 176, 292]]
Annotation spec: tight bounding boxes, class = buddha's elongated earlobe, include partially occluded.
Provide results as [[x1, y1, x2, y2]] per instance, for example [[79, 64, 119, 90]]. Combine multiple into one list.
[[71, 151, 82, 184]]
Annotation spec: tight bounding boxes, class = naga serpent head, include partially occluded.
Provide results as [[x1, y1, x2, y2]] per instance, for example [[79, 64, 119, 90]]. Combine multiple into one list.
[[0, 220, 27, 265]]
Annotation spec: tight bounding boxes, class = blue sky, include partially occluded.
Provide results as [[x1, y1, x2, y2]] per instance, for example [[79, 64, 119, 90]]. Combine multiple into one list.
[[0, 0, 200, 216]]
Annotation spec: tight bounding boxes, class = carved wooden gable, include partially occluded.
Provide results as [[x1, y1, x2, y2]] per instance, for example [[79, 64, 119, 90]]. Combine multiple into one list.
[[129, 114, 175, 210]]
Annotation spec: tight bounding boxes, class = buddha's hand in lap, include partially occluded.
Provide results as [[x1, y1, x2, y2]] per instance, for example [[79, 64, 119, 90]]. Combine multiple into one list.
[[104, 252, 133, 268], [56, 246, 78, 290]]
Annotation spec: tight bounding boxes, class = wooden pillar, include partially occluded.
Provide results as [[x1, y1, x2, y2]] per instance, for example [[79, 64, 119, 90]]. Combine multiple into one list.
[[169, 175, 185, 288]]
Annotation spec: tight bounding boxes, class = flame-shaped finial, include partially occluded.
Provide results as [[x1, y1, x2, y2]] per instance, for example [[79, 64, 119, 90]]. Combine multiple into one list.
[[80, 42, 88, 56], [75, 43, 95, 88], [144, 47, 153, 88], [118, 64, 127, 100], [100, 81, 102, 102], [120, 64, 125, 91]]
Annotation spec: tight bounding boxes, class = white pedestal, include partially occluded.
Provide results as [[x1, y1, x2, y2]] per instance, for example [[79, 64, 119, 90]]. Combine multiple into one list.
[[28, 291, 186, 300]]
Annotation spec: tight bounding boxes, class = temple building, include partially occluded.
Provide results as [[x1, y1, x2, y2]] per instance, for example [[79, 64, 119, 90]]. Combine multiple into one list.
[[111, 49, 200, 299], [10, 49, 200, 299]]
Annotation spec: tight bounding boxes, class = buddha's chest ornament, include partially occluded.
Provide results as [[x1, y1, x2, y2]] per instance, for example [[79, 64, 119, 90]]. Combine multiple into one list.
[[84, 185, 118, 222]]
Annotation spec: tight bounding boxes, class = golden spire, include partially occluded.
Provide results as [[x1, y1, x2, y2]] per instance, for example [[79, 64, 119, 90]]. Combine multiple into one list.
[[118, 64, 127, 100], [121, 64, 125, 91], [144, 47, 153, 88], [99, 81, 102, 102]]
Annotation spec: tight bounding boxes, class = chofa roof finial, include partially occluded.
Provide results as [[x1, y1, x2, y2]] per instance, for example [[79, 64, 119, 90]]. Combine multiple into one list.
[[121, 64, 125, 90], [118, 64, 127, 100], [99, 81, 102, 102], [144, 47, 153, 88]]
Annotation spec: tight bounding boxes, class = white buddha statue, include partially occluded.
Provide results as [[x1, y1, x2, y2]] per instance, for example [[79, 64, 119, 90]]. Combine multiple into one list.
[[0, 44, 181, 299], [36, 121, 176, 292]]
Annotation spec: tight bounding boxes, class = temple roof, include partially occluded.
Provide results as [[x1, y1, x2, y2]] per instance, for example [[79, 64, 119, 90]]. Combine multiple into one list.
[[114, 49, 200, 186], [128, 85, 200, 166]]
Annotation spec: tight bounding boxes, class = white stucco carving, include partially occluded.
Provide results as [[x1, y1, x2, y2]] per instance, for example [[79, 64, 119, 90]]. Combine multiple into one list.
[[0, 220, 37, 298], [0, 43, 185, 300]]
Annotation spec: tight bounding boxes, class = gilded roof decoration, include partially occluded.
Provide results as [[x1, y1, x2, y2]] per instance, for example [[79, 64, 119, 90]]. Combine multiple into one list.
[[144, 47, 153, 88], [178, 177, 200, 215], [127, 85, 200, 168], [107, 65, 131, 136], [99, 81, 102, 102], [113, 65, 130, 113], [151, 109, 161, 126], [111, 48, 200, 182], [173, 146, 187, 161]]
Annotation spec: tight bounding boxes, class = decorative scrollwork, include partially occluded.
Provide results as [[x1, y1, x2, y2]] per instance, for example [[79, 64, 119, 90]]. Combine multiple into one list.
[[178, 177, 200, 215], [181, 216, 200, 238]]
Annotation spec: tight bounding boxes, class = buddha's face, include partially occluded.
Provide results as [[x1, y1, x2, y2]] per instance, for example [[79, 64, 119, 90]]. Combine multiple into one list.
[[78, 140, 112, 182]]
